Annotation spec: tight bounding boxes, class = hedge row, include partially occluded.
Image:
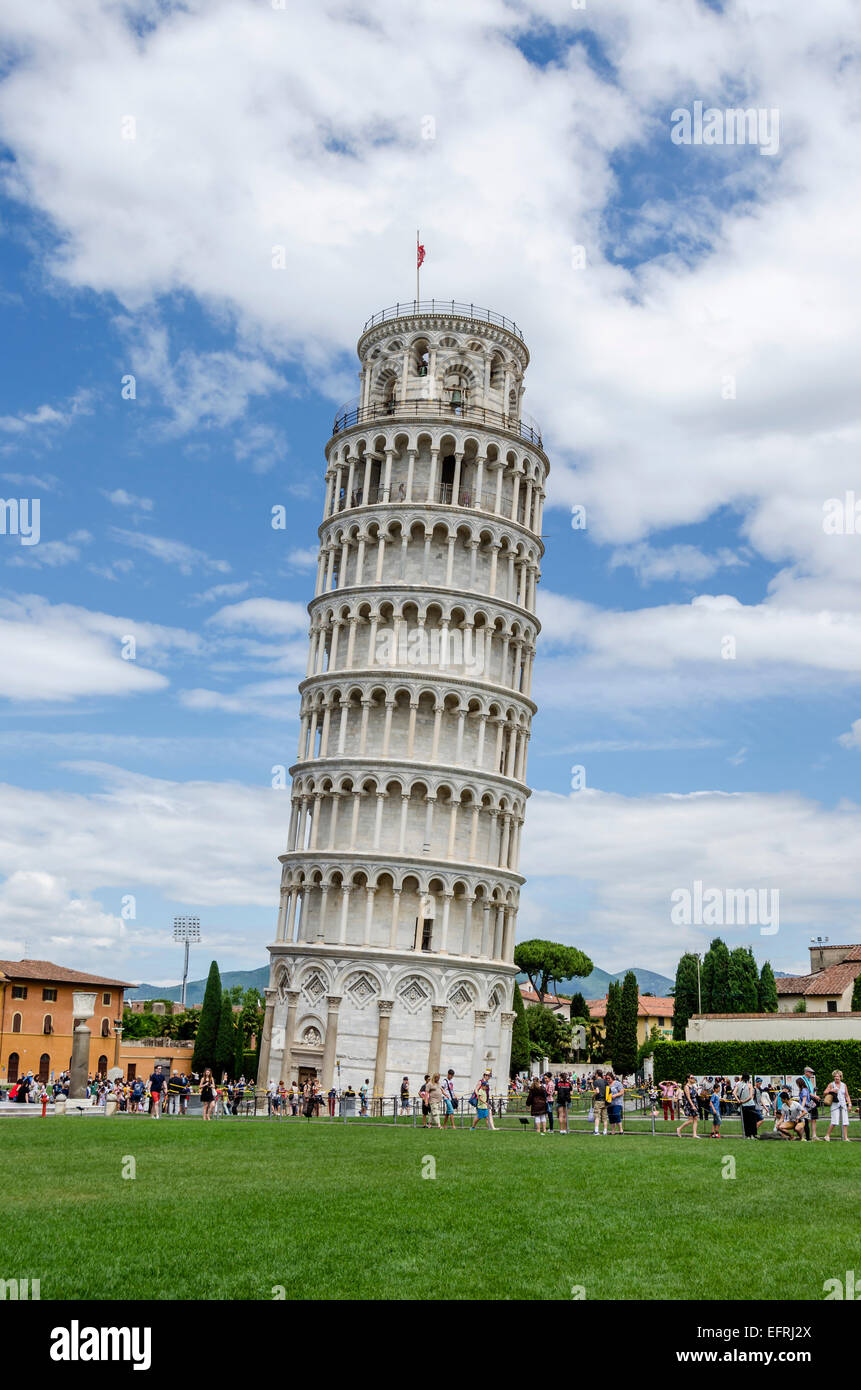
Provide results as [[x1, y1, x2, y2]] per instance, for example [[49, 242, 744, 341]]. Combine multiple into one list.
[[653, 1040, 861, 1097]]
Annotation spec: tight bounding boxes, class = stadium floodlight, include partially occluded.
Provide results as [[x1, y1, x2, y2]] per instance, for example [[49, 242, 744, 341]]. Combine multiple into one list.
[[173, 916, 201, 1007]]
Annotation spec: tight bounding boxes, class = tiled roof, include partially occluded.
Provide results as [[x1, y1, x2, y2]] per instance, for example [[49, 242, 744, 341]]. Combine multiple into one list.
[[777, 962, 861, 997], [519, 985, 567, 1006], [0, 959, 135, 989], [588, 995, 675, 1019]]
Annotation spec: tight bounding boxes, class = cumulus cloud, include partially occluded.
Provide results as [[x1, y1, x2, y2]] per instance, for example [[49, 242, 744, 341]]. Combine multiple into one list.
[[0, 595, 199, 702], [110, 527, 231, 575]]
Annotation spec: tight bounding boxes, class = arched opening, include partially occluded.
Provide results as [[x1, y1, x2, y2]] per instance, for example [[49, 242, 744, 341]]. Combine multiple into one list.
[[38, 1053, 50, 1083], [11, 1012, 22, 1034], [97, 1055, 108, 1077], [8, 1052, 19, 1083], [43, 1014, 53, 1035]]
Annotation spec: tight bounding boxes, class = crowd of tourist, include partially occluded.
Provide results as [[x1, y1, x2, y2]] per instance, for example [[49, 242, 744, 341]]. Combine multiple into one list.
[[4, 1060, 856, 1139]]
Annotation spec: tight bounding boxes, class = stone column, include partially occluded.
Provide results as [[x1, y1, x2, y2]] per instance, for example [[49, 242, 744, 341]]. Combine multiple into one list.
[[498, 1010, 515, 1085], [256, 987, 277, 1087], [321, 995, 343, 1089], [373, 999, 394, 1097], [427, 1004, 448, 1076], [279, 990, 301, 1085], [470, 1009, 489, 1083], [68, 1020, 91, 1101]]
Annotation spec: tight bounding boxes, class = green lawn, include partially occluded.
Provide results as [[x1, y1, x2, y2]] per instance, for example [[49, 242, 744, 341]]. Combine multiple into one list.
[[0, 1116, 857, 1300]]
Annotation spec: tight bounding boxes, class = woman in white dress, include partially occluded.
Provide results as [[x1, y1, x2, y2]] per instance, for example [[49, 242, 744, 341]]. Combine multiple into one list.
[[823, 1069, 851, 1141]]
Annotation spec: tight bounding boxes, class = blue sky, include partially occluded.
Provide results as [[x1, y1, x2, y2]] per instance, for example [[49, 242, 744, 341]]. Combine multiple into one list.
[[1, 0, 861, 984]]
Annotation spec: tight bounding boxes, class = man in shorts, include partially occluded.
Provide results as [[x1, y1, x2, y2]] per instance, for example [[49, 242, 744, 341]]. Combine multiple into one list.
[[148, 1065, 165, 1118], [555, 1072, 572, 1134], [399, 1076, 410, 1115]]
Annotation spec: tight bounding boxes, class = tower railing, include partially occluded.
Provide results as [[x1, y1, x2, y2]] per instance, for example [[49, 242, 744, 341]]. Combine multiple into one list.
[[332, 397, 543, 448], [361, 301, 524, 339]]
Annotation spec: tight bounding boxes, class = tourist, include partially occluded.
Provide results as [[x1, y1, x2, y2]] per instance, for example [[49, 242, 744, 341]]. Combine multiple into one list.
[[167, 1070, 183, 1115], [555, 1071, 572, 1134], [180, 1075, 191, 1115], [427, 1073, 445, 1127], [542, 1072, 554, 1131], [400, 1076, 410, 1116], [824, 1070, 851, 1141], [302, 1081, 315, 1119], [697, 1077, 711, 1123], [470, 1071, 495, 1130], [130, 1075, 144, 1114], [798, 1067, 820, 1140], [776, 1090, 805, 1140], [660, 1077, 676, 1123], [327, 1085, 337, 1117], [708, 1083, 722, 1137], [676, 1074, 700, 1139], [608, 1072, 624, 1135], [148, 1065, 165, 1118], [591, 1069, 608, 1135], [200, 1068, 216, 1121], [419, 1074, 431, 1128], [442, 1069, 457, 1129], [527, 1075, 548, 1133], [734, 1073, 758, 1139], [288, 1083, 298, 1117], [359, 1079, 370, 1116]]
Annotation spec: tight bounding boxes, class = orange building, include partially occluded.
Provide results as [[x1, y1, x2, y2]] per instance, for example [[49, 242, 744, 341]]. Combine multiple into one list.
[[0, 959, 135, 1085]]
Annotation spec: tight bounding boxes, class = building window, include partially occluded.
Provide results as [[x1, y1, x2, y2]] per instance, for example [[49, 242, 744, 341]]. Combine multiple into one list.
[[827, 1000, 837, 1013], [101, 1018, 111, 1037], [8, 1052, 19, 1083], [97, 1055, 108, 1076], [11, 1012, 22, 1034], [42, 988, 57, 1002], [127, 1064, 136, 1081], [658, 1018, 665, 1026], [102, 992, 111, 1006], [43, 1015, 53, 1035], [38, 1053, 50, 1083], [11, 986, 27, 1000]]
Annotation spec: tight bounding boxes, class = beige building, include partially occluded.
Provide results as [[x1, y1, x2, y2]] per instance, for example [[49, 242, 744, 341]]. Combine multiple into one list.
[[519, 985, 571, 1019], [775, 942, 861, 1013], [686, 1011, 861, 1042], [588, 994, 675, 1049]]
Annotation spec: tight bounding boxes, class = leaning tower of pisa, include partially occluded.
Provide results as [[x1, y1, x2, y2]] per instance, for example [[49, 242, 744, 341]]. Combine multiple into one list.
[[257, 300, 548, 1097]]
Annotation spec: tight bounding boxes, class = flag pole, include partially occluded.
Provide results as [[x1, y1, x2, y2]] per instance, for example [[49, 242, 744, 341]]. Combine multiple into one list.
[[416, 228, 420, 306]]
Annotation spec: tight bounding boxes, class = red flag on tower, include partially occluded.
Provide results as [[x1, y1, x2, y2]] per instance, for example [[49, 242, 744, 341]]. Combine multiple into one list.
[[417, 240, 426, 269]]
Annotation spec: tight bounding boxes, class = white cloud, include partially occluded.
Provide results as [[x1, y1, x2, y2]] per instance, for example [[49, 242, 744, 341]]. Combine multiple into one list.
[[207, 597, 309, 635], [0, 595, 198, 702], [0, 390, 93, 436], [7, 530, 92, 569], [101, 488, 154, 511], [187, 580, 252, 607], [110, 527, 231, 575], [609, 543, 746, 585]]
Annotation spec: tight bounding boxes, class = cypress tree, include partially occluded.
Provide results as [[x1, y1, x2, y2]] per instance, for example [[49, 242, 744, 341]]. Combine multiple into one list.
[[727, 947, 749, 1013], [672, 953, 701, 1040], [191, 960, 222, 1073], [569, 991, 588, 1021], [510, 984, 530, 1076], [614, 971, 639, 1076], [851, 972, 861, 1012], [604, 980, 621, 1064], [759, 960, 778, 1013], [709, 938, 731, 1013], [215, 992, 236, 1079], [742, 947, 760, 1011], [700, 938, 720, 1012]]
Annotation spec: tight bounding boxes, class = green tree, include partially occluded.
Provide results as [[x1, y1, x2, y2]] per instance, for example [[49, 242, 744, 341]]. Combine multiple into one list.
[[702, 937, 731, 1013], [215, 992, 237, 1078], [672, 953, 701, 1040], [852, 972, 861, 1012], [192, 960, 222, 1073], [604, 980, 621, 1064], [569, 990, 588, 1021], [728, 947, 759, 1013], [510, 984, 530, 1076], [614, 970, 639, 1077], [758, 960, 778, 1012], [514, 939, 594, 1004], [525, 1004, 572, 1063]]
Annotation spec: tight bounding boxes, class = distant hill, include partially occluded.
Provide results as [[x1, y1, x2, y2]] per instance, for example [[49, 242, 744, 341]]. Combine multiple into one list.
[[519, 965, 675, 998], [127, 966, 269, 1006]]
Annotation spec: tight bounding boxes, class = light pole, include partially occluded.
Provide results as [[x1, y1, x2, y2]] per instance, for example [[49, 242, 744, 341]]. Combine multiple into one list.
[[173, 917, 201, 1008]]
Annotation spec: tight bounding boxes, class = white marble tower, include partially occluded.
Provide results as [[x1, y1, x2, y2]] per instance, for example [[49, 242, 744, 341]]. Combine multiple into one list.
[[259, 300, 548, 1096]]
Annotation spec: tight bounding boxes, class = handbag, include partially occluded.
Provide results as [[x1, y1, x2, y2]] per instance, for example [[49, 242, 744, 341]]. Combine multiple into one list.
[[468, 1092, 478, 1108], [587, 1105, 594, 1121]]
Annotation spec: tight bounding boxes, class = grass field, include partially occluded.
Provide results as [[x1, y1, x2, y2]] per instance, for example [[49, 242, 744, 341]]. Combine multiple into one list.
[[0, 1117, 857, 1301]]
